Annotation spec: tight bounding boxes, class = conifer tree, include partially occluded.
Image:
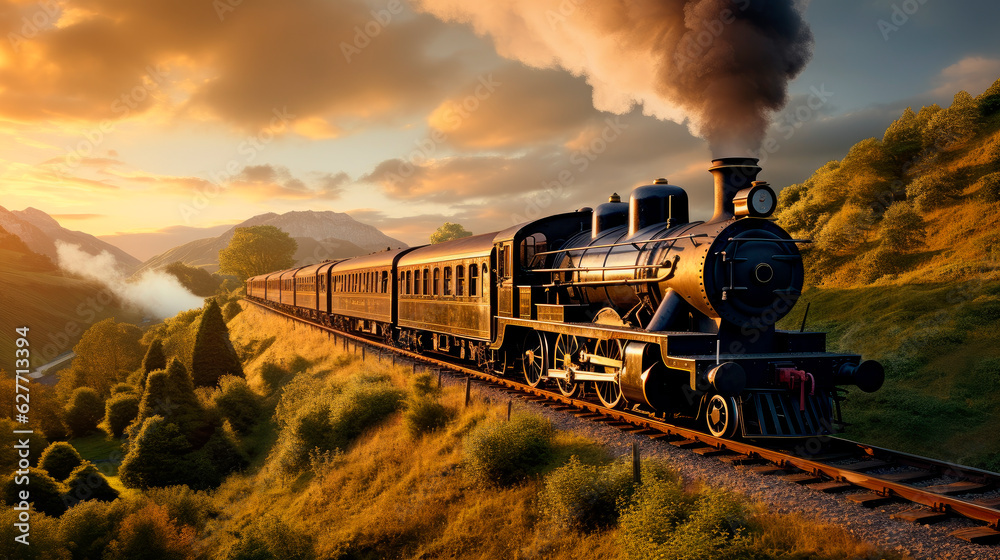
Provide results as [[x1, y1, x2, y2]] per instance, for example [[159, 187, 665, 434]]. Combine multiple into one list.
[[118, 416, 196, 489], [191, 300, 244, 387], [140, 339, 167, 388]]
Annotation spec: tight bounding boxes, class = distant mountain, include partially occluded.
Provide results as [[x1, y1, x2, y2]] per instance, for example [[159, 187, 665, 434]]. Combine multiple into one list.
[[135, 211, 408, 274], [0, 206, 141, 274], [99, 223, 237, 261]]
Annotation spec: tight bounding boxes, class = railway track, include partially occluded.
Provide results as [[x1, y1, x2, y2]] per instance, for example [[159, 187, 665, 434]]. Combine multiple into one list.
[[246, 298, 1000, 546]]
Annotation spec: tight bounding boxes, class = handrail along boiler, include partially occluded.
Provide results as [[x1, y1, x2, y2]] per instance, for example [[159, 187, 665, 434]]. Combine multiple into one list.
[[247, 157, 884, 439]]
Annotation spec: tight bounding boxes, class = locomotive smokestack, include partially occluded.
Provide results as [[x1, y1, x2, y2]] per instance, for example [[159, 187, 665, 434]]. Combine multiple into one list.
[[708, 157, 761, 223]]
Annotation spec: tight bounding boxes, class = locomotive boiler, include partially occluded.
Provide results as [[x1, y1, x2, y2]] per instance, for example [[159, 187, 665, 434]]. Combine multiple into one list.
[[247, 157, 884, 439]]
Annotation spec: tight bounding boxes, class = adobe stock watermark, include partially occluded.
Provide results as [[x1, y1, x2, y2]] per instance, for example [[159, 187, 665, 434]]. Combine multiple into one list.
[[878, 0, 931, 41], [510, 116, 629, 224], [748, 84, 833, 166], [51, 65, 170, 178], [340, 0, 405, 63], [375, 74, 501, 188], [179, 107, 296, 222], [7, 0, 59, 54]]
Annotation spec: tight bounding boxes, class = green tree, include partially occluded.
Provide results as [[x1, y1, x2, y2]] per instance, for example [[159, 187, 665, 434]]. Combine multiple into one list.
[[977, 77, 1000, 117], [924, 91, 979, 150], [815, 204, 875, 255], [70, 318, 144, 396], [191, 300, 244, 388], [104, 392, 141, 438], [64, 463, 119, 505], [882, 107, 922, 165], [119, 416, 196, 489], [65, 387, 104, 437], [142, 338, 167, 382], [130, 361, 210, 447], [430, 222, 473, 244], [879, 201, 927, 252], [163, 261, 222, 297], [218, 225, 297, 280], [38, 442, 84, 481]]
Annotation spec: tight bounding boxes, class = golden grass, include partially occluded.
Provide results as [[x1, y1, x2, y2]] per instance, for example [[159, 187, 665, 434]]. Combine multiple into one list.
[[210, 303, 908, 559]]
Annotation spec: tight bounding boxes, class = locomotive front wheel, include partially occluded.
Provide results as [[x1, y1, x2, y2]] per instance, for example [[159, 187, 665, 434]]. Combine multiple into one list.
[[522, 331, 548, 387], [592, 339, 625, 409], [705, 394, 740, 439], [553, 334, 583, 398]]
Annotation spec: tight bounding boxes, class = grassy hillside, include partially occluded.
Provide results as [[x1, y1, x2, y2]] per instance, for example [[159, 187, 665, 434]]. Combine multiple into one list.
[[774, 77, 1000, 468], [0, 237, 143, 374]]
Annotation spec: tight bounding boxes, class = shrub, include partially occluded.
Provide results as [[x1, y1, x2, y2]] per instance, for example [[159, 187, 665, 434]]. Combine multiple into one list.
[[64, 462, 119, 506], [0, 506, 66, 558], [213, 375, 262, 435], [410, 372, 440, 398], [906, 173, 960, 212], [278, 378, 404, 472], [540, 456, 635, 531], [103, 503, 196, 560], [404, 398, 454, 437], [217, 514, 315, 560], [104, 392, 141, 438], [145, 486, 217, 530], [856, 245, 901, 283], [464, 413, 554, 486], [111, 383, 138, 395], [38, 442, 84, 481], [1, 467, 66, 517], [223, 300, 243, 322], [974, 171, 1000, 202], [60, 499, 118, 560], [620, 479, 758, 560], [879, 201, 927, 252], [65, 387, 104, 437], [259, 361, 288, 392]]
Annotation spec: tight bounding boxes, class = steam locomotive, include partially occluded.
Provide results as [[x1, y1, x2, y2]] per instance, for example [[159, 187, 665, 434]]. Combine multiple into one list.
[[246, 157, 884, 439]]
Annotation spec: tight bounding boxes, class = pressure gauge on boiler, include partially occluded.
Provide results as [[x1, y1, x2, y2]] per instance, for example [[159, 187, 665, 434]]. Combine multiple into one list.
[[734, 181, 777, 218]]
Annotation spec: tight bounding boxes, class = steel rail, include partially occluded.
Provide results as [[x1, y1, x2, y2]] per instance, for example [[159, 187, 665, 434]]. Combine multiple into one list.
[[244, 297, 1000, 534]]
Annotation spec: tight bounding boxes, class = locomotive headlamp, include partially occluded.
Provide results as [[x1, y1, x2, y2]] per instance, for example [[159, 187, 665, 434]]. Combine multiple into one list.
[[734, 181, 777, 218]]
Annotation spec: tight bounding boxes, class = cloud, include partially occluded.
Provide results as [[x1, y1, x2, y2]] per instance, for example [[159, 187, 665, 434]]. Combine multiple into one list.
[[930, 56, 1000, 98], [0, 0, 478, 132], [56, 241, 203, 319], [226, 164, 347, 201], [427, 64, 597, 150]]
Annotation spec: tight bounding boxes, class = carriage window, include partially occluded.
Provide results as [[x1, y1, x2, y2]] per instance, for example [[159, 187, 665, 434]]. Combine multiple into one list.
[[423, 268, 429, 295], [456, 265, 465, 296], [381, 271, 388, 293], [483, 261, 489, 294], [414, 270, 421, 295], [405, 270, 412, 295], [520, 233, 547, 267], [433, 268, 441, 295], [443, 267, 452, 296], [469, 264, 478, 297]]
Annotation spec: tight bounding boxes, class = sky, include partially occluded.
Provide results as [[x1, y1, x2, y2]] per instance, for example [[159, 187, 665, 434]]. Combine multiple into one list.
[[0, 0, 998, 255]]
